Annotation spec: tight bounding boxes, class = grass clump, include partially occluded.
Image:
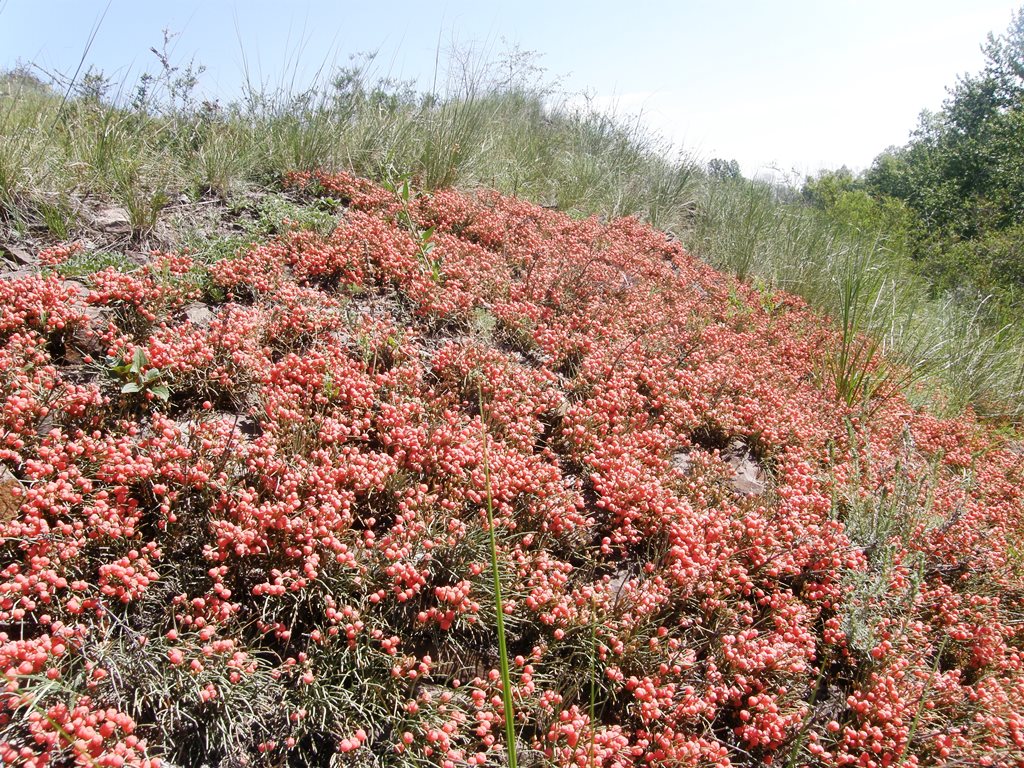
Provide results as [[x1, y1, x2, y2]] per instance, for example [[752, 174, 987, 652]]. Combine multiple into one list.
[[54, 249, 135, 278]]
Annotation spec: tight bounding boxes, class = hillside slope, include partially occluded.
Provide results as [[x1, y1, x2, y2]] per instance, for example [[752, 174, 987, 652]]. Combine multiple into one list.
[[1, 172, 1023, 767]]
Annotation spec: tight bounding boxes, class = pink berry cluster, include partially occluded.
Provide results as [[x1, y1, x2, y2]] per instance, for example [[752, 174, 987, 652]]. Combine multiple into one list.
[[0, 170, 1022, 767]]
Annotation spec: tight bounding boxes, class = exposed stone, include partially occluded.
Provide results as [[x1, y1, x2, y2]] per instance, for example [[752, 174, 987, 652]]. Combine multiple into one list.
[[233, 413, 261, 438], [70, 308, 109, 357], [1, 242, 35, 266], [175, 412, 262, 441], [723, 438, 765, 496], [93, 207, 133, 234], [1, 267, 37, 280], [606, 568, 632, 603], [61, 279, 108, 356], [518, 748, 547, 768], [35, 414, 55, 438], [62, 279, 90, 299], [689, 281, 710, 299], [674, 440, 766, 495], [0, 466, 21, 524], [183, 302, 216, 328], [671, 449, 693, 476]]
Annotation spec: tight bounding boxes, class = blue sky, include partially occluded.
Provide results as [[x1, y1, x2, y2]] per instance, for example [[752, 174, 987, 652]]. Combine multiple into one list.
[[1, 0, 1019, 178]]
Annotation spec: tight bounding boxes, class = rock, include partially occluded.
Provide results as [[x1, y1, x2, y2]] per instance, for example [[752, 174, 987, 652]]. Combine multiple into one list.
[[235, 413, 262, 438], [183, 302, 216, 328], [62, 280, 108, 355], [689, 281, 710, 299], [93, 207, 133, 234], [1, 267, 37, 280], [606, 568, 632, 602], [70, 306, 109, 356], [671, 449, 693, 476], [1, 242, 36, 266], [723, 438, 765, 496], [176, 412, 262, 441], [0, 466, 21, 524], [518, 748, 548, 768], [62, 279, 90, 299], [731, 467, 764, 496], [35, 414, 55, 438], [672, 441, 764, 495]]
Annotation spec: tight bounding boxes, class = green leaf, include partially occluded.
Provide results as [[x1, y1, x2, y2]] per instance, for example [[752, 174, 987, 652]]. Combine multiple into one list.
[[121, 382, 143, 394], [150, 385, 171, 402], [131, 347, 148, 375]]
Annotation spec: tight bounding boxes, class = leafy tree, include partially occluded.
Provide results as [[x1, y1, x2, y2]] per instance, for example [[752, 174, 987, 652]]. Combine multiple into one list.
[[707, 157, 741, 181], [802, 166, 860, 209], [863, 7, 1024, 301], [802, 167, 916, 256]]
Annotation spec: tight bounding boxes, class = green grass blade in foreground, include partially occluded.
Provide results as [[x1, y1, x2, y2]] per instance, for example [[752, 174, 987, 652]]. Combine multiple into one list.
[[479, 385, 518, 768]]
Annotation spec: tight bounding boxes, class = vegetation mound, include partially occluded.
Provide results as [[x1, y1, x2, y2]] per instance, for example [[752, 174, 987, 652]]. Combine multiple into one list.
[[1, 171, 1023, 767]]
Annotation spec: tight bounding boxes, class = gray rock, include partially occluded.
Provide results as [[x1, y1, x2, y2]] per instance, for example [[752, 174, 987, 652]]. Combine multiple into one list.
[[1, 243, 36, 266], [1, 267, 37, 280], [93, 207, 133, 234], [689, 281, 710, 299], [0, 466, 20, 523], [35, 414, 55, 438], [62, 280, 106, 352], [723, 439, 765, 496], [183, 302, 216, 327], [671, 449, 693, 476], [234, 413, 261, 438], [62, 279, 90, 299], [606, 568, 632, 603]]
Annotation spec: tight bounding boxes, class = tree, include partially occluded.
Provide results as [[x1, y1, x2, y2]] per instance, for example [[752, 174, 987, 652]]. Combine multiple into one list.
[[861, 7, 1024, 302], [707, 158, 741, 181]]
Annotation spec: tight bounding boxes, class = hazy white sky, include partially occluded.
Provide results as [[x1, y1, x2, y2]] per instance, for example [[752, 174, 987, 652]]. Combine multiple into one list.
[[1, 0, 1019, 178]]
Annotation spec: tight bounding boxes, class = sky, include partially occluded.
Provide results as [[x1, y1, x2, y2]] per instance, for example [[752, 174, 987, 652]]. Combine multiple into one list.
[[1, 0, 1019, 179]]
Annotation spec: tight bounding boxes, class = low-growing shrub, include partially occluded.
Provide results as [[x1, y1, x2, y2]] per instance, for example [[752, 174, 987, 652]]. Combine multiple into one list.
[[1, 174, 1023, 767]]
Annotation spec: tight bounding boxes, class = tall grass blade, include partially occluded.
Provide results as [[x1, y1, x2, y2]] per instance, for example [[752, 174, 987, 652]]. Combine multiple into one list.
[[479, 385, 517, 768]]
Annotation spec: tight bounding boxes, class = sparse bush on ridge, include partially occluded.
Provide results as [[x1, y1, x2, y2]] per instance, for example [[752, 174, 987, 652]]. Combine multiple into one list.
[[0, 172, 1023, 767]]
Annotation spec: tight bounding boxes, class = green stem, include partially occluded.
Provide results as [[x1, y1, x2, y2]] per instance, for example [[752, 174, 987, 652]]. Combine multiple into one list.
[[587, 600, 598, 767], [893, 638, 947, 768], [480, 385, 517, 768]]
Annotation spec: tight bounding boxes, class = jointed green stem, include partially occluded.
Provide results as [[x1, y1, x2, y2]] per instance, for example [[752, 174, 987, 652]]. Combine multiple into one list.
[[480, 385, 518, 768], [588, 602, 598, 767]]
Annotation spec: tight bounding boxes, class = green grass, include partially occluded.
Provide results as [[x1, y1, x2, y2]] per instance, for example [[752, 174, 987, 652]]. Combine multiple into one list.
[[55, 249, 135, 278], [479, 385, 518, 768], [1, 47, 1022, 423], [690, 175, 1024, 421]]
